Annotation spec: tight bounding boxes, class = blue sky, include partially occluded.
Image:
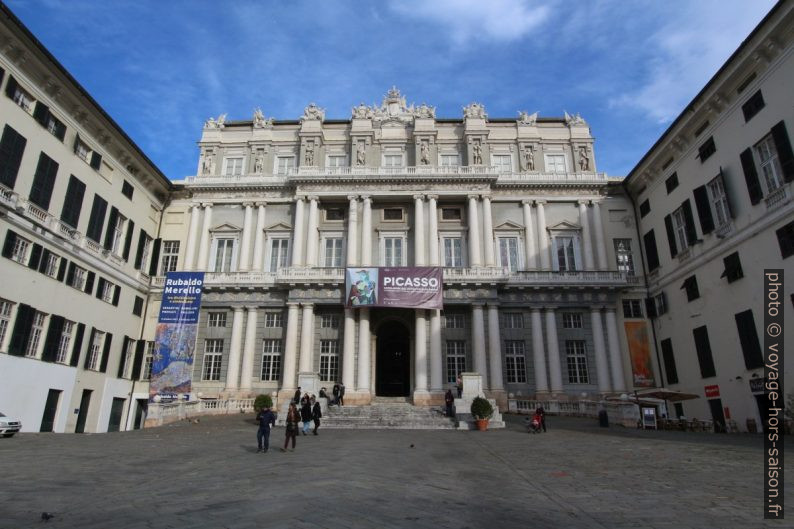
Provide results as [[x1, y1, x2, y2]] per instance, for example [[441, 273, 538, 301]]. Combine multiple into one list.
[[6, 0, 777, 180]]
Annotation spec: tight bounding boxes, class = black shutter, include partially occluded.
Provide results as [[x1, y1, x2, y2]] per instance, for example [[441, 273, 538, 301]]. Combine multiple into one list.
[[56, 257, 67, 281], [681, 200, 698, 245], [643, 229, 659, 272], [692, 185, 714, 234], [28, 243, 43, 270], [149, 238, 162, 276], [99, 333, 113, 373], [721, 252, 743, 283], [84, 271, 95, 294], [86, 194, 108, 243], [112, 286, 120, 307], [60, 175, 86, 228], [693, 326, 716, 378], [4, 75, 17, 98], [90, 152, 102, 170], [133, 296, 144, 316], [84, 328, 96, 369], [740, 148, 763, 205], [0, 67, 4, 85], [96, 277, 106, 300], [660, 338, 678, 385], [735, 310, 763, 369], [645, 298, 657, 319], [8, 304, 34, 356], [70, 323, 85, 367], [42, 315, 65, 362], [1, 229, 16, 259], [134, 230, 147, 270], [131, 340, 146, 380], [118, 337, 131, 378], [37, 249, 50, 273], [122, 220, 134, 261], [65, 262, 76, 286], [29, 152, 59, 210], [663, 215, 678, 258], [33, 101, 50, 126], [73, 133, 81, 154], [771, 121, 794, 182], [104, 207, 119, 250], [0, 124, 27, 189]]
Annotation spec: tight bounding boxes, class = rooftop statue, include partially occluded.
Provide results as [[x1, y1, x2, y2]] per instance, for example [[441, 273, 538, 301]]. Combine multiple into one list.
[[204, 113, 227, 129], [463, 102, 487, 119], [302, 103, 326, 122], [253, 107, 273, 128], [518, 111, 538, 125], [564, 111, 586, 126]]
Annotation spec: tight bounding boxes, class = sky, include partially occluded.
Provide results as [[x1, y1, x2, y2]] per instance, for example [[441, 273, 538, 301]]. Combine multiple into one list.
[[6, 0, 778, 180]]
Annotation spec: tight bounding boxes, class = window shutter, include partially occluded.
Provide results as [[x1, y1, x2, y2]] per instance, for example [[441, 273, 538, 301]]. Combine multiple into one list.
[[663, 214, 678, 258], [104, 207, 119, 250], [1, 229, 16, 259], [73, 133, 81, 154], [149, 238, 162, 276], [84, 328, 96, 369], [42, 315, 65, 362], [56, 257, 68, 281], [0, 67, 4, 85], [28, 153, 59, 210], [96, 277, 106, 300], [117, 337, 131, 378], [4, 75, 18, 98], [644, 297, 657, 319], [771, 121, 794, 182], [70, 323, 85, 367], [33, 101, 50, 126], [692, 185, 714, 234], [37, 249, 50, 273], [86, 194, 108, 243], [122, 220, 134, 261], [739, 148, 763, 205], [660, 338, 678, 385], [134, 230, 147, 270], [0, 124, 27, 190], [8, 303, 34, 356], [28, 243, 43, 270], [112, 286, 120, 307], [60, 175, 86, 228], [90, 151, 102, 170], [692, 325, 716, 378], [99, 333, 113, 373], [734, 310, 763, 369], [131, 340, 146, 380], [681, 200, 698, 244], [53, 120, 66, 142], [642, 229, 659, 272], [84, 271, 95, 294]]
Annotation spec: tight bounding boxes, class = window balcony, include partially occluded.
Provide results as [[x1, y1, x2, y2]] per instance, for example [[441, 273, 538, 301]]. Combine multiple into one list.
[[765, 184, 790, 210], [507, 270, 631, 288]]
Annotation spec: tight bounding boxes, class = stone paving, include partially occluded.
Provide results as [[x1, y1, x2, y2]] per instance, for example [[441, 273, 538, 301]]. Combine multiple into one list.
[[1, 412, 790, 529]]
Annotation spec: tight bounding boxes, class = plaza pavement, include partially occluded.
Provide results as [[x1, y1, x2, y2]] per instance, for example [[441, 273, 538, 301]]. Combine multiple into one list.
[[1, 413, 790, 529]]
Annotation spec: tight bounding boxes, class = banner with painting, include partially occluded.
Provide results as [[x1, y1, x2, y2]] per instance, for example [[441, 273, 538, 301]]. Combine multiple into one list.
[[625, 321, 655, 387], [345, 267, 442, 310]]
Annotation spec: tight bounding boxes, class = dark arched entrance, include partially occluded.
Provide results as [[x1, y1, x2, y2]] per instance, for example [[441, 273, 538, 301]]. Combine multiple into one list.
[[376, 321, 411, 397]]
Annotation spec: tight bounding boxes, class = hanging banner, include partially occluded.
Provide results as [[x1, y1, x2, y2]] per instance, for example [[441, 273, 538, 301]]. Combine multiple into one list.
[[625, 321, 655, 388], [149, 272, 205, 401], [345, 267, 442, 310]]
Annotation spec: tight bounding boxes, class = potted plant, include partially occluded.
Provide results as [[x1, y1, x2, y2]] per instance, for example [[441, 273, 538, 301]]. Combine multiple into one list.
[[254, 394, 273, 411], [470, 396, 493, 431]]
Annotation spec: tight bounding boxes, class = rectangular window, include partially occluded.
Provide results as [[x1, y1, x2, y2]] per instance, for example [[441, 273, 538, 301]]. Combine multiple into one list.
[[42, 252, 60, 278], [545, 154, 566, 173], [276, 156, 295, 175], [0, 299, 13, 349], [29, 152, 59, 210], [10, 234, 30, 264], [383, 208, 404, 221], [693, 325, 716, 378], [777, 220, 794, 259], [324, 237, 343, 267], [445, 340, 466, 383], [223, 157, 244, 176], [442, 237, 463, 267], [643, 230, 659, 272], [55, 320, 74, 364], [325, 208, 345, 221], [498, 237, 520, 271], [120, 338, 135, 379], [202, 339, 223, 381], [443, 313, 464, 329], [110, 213, 126, 255], [160, 241, 180, 274], [492, 154, 512, 172], [660, 338, 678, 385], [741, 90, 765, 122], [133, 296, 144, 317], [212, 238, 235, 273], [143, 342, 155, 380], [504, 340, 527, 383], [440, 154, 459, 167], [622, 299, 644, 318], [67, 264, 87, 291], [60, 175, 86, 228], [10, 81, 34, 112], [99, 278, 116, 304], [384, 237, 403, 266], [327, 155, 347, 169], [321, 314, 339, 329], [681, 275, 699, 301], [721, 252, 743, 283], [698, 136, 716, 162], [562, 313, 583, 329], [755, 135, 784, 194], [665, 172, 678, 194], [503, 312, 523, 329], [121, 180, 134, 200], [41, 109, 66, 141], [694, 121, 710, 138], [74, 138, 90, 163], [672, 207, 690, 251], [261, 339, 282, 381], [264, 312, 283, 328], [0, 124, 27, 190], [25, 311, 45, 358], [319, 340, 339, 382], [555, 236, 577, 271], [269, 239, 289, 272], [707, 174, 731, 228], [639, 199, 651, 218], [383, 153, 403, 168], [565, 340, 590, 384], [208, 312, 227, 327], [614, 239, 635, 275], [87, 330, 105, 371], [441, 207, 462, 221]]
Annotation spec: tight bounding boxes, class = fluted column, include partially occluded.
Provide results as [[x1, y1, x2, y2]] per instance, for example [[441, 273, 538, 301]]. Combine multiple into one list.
[[342, 308, 356, 388], [414, 309, 428, 391], [298, 304, 315, 372], [427, 195, 439, 266], [579, 200, 594, 270], [414, 195, 426, 265], [487, 304, 504, 391], [467, 195, 482, 267], [429, 309, 443, 391], [605, 309, 627, 392], [482, 195, 495, 266], [225, 307, 245, 390], [347, 196, 359, 266], [535, 201, 550, 270], [196, 203, 213, 271], [531, 309, 549, 394], [472, 304, 488, 381], [281, 303, 301, 389], [357, 308, 371, 391], [239, 306, 258, 390], [291, 197, 306, 266], [545, 309, 563, 394], [238, 203, 254, 271], [252, 203, 266, 271], [305, 196, 320, 266], [522, 200, 537, 269], [592, 201, 608, 270], [184, 204, 202, 271], [360, 196, 372, 266], [591, 309, 612, 393]]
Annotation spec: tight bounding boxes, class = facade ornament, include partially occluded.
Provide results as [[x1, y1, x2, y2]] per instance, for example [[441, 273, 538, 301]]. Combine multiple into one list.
[[252, 107, 273, 128], [304, 140, 315, 166], [521, 145, 535, 171], [302, 103, 325, 122], [355, 141, 366, 166], [200, 149, 215, 175], [463, 102, 487, 119], [414, 103, 436, 119], [204, 113, 227, 129], [368, 87, 427, 123], [564, 111, 586, 126], [471, 140, 483, 165], [253, 151, 264, 173], [518, 110, 538, 125], [352, 102, 374, 119], [578, 146, 591, 172], [419, 140, 430, 165]]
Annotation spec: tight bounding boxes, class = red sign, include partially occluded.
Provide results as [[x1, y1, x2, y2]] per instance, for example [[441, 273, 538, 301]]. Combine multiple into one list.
[[704, 385, 720, 398]]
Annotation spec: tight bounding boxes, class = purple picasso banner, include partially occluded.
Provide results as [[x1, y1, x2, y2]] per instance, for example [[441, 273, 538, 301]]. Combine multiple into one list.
[[345, 267, 443, 310]]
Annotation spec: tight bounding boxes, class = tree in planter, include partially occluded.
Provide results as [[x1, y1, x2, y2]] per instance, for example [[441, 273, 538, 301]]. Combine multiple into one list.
[[254, 394, 273, 411], [470, 396, 493, 420]]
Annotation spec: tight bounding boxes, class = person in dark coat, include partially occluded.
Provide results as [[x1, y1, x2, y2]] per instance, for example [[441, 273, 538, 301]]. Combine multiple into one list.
[[312, 399, 322, 435], [444, 389, 455, 417], [536, 406, 547, 432], [293, 387, 302, 405], [338, 383, 345, 406], [332, 383, 341, 406], [300, 400, 313, 435], [255, 406, 276, 453], [281, 403, 299, 452]]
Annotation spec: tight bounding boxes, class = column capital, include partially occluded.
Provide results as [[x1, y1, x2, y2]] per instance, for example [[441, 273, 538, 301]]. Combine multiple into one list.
[[242, 202, 255, 208], [534, 200, 547, 206], [426, 194, 439, 201], [201, 202, 214, 208], [480, 194, 492, 201], [413, 194, 426, 201], [360, 195, 372, 202], [521, 199, 533, 206], [286, 301, 301, 308], [467, 194, 480, 201], [604, 306, 618, 314], [301, 302, 315, 309], [347, 195, 359, 202], [232, 306, 245, 313], [486, 302, 500, 309], [190, 203, 202, 210], [577, 199, 591, 206], [255, 201, 267, 208], [245, 305, 258, 311], [471, 302, 485, 308], [295, 196, 306, 203], [307, 195, 320, 202]]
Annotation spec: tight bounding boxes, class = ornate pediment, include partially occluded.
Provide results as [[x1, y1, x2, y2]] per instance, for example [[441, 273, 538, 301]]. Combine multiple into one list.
[[265, 222, 292, 232], [351, 87, 436, 123], [493, 220, 524, 231], [547, 220, 581, 231], [210, 222, 241, 232]]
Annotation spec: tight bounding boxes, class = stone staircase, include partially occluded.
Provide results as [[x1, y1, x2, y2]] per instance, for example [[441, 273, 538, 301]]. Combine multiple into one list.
[[322, 398, 458, 430]]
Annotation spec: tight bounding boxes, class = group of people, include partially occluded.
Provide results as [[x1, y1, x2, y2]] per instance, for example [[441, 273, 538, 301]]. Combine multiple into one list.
[[319, 383, 345, 407]]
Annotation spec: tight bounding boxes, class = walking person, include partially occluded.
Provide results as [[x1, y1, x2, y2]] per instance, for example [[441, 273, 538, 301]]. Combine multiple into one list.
[[281, 403, 300, 452], [312, 398, 322, 435], [293, 387, 302, 405], [300, 399, 313, 435], [338, 383, 345, 406], [536, 405, 547, 432], [255, 404, 276, 453], [444, 389, 455, 418]]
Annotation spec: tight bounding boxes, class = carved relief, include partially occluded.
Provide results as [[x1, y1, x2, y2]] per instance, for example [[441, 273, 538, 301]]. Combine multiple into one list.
[[352, 102, 374, 119], [414, 103, 436, 119]]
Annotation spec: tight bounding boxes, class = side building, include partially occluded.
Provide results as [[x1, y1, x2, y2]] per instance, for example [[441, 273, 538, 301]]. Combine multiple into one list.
[[626, 0, 793, 431], [0, 4, 171, 433]]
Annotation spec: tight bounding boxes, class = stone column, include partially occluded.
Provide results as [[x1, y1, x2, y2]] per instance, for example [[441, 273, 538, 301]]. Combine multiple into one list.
[[522, 200, 537, 270], [184, 204, 202, 271], [357, 308, 371, 392], [196, 203, 213, 271], [592, 201, 608, 270], [346, 196, 358, 266], [591, 309, 612, 393], [545, 309, 564, 394], [579, 200, 594, 270], [238, 203, 254, 271], [298, 303, 315, 373], [471, 304, 488, 381], [427, 195, 439, 266], [225, 307, 245, 391], [342, 308, 356, 388], [360, 196, 372, 266], [239, 306, 258, 391], [467, 195, 482, 267], [282, 302, 301, 390], [535, 201, 550, 270], [487, 304, 504, 391], [414, 309, 428, 392], [531, 309, 549, 394], [482, 195, 495, 266], [291, 197, 306, 266], [605, 308, 627, 392], [252, 203, 266, 271], [414, 195, 426, 266], [305, 196, 320, 266], [429, 309, 443, 392]]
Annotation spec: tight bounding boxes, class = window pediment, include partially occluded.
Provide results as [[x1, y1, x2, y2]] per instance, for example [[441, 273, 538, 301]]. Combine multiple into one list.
[[265, 222, 292, 232], [547, 220, 581, 232], [493, 220, 524, 231], [210, 223, 241, 233]]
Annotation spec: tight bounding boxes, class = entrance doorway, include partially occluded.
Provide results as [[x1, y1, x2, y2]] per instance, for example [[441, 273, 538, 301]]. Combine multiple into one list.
[[75, 389, 92, 433], [107, 398, 126, 432], [133, 399, 148, 430], [40, 389, 62, 432], [708, 398, 727, 433], [376, 321, 410, 397]]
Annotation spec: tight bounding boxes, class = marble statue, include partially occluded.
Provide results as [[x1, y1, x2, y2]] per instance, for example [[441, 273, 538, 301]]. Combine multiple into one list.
[[518, 111, 538, 125], [463, 102, 487, 119], [579, 146, 590, 171], [302, 103, 325, 122], [356, 142, 366, 166]]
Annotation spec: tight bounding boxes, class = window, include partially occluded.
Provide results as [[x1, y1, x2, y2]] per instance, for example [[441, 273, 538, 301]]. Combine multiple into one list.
[[440, 154, 459, 167], [98, 278, 116, 304], [87, 330, 105, 371], [755, 135, 784, 194], [694, 121, 710, 138], [681, 275, 699, 302], [143, 342, 154, 380], [223, 157, 244, 177], [553, 236, 578, 271], [383, 153, 403, 168], [265, 312, 283, 328], [321, 314, 339, 329], [60, 175, 86, 228], [383, 208, 404, 221], [442, 237, 463, 267], [492, 154, 512, 173], [202, 339, 223, 381], [212, 238, 236, 273], [504, 341, 527, 383], [10, 233, 30, 264], [698, 136, 716, 163], [208, 312, 227, 327], [566, 340, 589, 384], [503, 313, 523, 329], [383, 236, 404, 266], [269, 239, 289, 272], [261, 339, 282, 381], [74, 138, 90, 163], [29, 153, 59, 210], [319, 340, 339, 382], [665, 172, 678, 194], [323, 237, 343, 267], [614, 239, 635, 275], [276, 156, 295, 175], [742, 90, 765, 122], [443, 313, 464, 329], [0, 299, 13, 349], [110, 213, 126, 255], [35, 104, 66, 141], [562, 313, 583, 329], [737, 72, 757, 93], [24, 311, 45, 358], [327, 155, 347, 169], [671, 206, 691, 251], [545, 154, 566, 173], [692, 325, 716, 378], [42, 251, 60, 278], [653, 292, 668, 317], [660, 338, 678, 385], [445, 341, 466, 383], [325, 208, 345, 221], [707, 174, 731, 228], [0, 124, 27, 190], [644, 230, 660, 273], [776, 220, 794, 259], [121, 180, 134, 200], [136, 233, 153, 272], [721, 252, 743, 283], [639, 199, 651, 218], [120, 338, 135, 379], [66, 263, 91, 292], [10, 81, 34, 112], [55, 320, 74, 364], [622, 299, 643, 318], [85, 194, 108, 243], [133, 296, 144, 317], [498, 237, 520, 271], [160, 241, 180, 274], [441, 207, 462, 221]]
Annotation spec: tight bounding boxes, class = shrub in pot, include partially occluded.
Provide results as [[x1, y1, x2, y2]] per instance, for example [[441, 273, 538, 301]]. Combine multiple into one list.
[[254, 394, 273, 411], [471, 396, 493, 430]]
